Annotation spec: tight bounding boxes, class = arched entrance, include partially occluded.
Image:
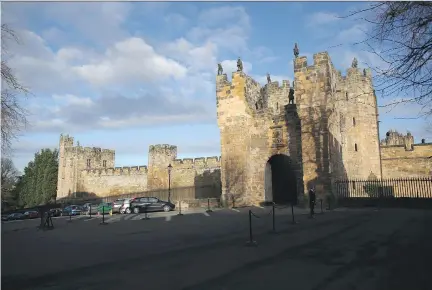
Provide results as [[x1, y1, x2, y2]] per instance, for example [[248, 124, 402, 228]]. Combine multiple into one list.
[[264, 154, 298, 204]]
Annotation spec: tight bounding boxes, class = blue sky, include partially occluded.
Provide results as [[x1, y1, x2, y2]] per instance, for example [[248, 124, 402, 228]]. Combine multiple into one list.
[[3, 2, 431, 172]]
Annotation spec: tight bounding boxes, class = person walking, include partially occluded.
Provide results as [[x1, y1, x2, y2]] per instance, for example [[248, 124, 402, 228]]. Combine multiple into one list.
[[309, 187, 316, 218]]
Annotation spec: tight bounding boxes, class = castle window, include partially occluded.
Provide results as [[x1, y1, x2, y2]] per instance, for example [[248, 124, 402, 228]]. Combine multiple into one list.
[[87, 159, 91, 168], [353, 117, 356, 126], [346, 92, 349, 101], [276, 102, 279, 110], [255, 102, 258, 110], [354, 143, 358, 152], [103, 160, 107, 167]]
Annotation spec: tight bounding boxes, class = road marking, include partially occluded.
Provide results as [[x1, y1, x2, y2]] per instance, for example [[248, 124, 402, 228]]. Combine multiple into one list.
[[203, 212, 210, 217], [231, 208, 240, 212], [165, 215, 172, 222]]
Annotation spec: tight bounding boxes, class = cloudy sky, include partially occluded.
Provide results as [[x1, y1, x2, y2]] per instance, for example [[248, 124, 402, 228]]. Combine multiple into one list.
[[3, 2, 430, 172]]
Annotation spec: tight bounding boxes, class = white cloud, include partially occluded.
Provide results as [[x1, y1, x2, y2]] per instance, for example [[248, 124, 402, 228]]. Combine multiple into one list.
[[72, 37, 188, 86], [187, 6, 251, 55], [307, 12, 340, 27]]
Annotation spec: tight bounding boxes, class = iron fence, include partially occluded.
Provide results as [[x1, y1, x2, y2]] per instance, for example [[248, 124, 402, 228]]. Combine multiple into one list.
[[335, 177, 432, 199]]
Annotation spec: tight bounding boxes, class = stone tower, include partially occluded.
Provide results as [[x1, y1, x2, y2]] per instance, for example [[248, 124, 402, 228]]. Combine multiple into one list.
[[216, 51, 382, 207], [147, 144, 178, 190], [57, 134, 75, 199], [294, 52, 381, 196], [56, 134, 115, 200], [216, 71, 302, 206]]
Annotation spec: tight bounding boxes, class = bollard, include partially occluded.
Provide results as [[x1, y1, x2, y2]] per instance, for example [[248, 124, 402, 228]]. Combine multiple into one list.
[[177, 200, 184, 216], [291, 203, 298, 225], [100, 206, 107, 225], [89, 204, 92, 218], [270, 203, 277, 234], [245, 210, 257, 247], [320, 199, 323, 214], [68, 210, 72, 223], [206, 198, 213, 213], [142, 205, 150, 220]]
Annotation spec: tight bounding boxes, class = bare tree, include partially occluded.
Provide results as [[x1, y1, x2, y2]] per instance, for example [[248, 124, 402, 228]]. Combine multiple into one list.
[[342, 2, 432, 117], [1, 157, 19, 192], [1, 23, 29, 156]]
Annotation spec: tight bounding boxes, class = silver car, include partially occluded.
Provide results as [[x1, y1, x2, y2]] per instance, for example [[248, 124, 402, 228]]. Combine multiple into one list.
[[119, 198, 135, 214]]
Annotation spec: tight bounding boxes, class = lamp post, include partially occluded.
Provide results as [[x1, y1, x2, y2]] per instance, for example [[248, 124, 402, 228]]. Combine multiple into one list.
[[167, 164, 172, 203]]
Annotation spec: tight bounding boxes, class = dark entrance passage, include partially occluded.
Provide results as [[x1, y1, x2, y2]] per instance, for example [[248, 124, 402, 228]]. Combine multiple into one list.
[[264, 154, 298, 205]]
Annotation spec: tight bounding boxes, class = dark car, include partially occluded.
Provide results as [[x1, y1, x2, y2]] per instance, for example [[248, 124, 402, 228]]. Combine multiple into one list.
[[62, 205, 82, 216], [24, 210, 39, 219], [49, 208, 62, 217], [7, 213, 26, 220], [129, 197, 175, 214]]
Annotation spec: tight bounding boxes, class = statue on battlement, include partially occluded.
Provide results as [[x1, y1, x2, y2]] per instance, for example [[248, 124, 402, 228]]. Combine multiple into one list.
[[237, 57, 243, 72], [293, 43, 299, 58], [288, 88, 295, 104], [352, 57, 358, 68], [363, 68, 367, 76], [267, 73, 271, 84], [217, 63, 223, 75]]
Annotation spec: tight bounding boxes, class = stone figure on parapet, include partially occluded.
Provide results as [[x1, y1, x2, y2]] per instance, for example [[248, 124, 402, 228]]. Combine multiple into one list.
[[267, 73, 271, 84], [293, 43, 299, 58], [352, 57, 358, 68], [288, 88, 295, 104], [363, 68, 367, 76], [217, 63, 223, 75], [237, 57, 243, 72]]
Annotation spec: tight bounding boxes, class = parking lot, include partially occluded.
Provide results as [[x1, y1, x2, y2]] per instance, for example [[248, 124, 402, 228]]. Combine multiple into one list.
[[2, 206, 432, 290]]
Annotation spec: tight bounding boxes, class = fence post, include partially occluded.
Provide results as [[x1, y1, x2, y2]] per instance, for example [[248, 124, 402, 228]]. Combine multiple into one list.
[[68, 210, 72, 223], [100, 206, 107, 225], [177, 200, 184, 216], [270, 203, 277, 234], [143, 204, 150, 220], [206, 198, 213, 213], [320, 199, 323, 214], [291, 203, 298, 224], [89, 204, 92, 218], [245, 210, 257, 247]]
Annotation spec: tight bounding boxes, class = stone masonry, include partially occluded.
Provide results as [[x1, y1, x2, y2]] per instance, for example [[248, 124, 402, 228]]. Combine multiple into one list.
[[380, 131, 432, 177], [218, 51, 395, 207], [56, 51, 431, 206], [56, 135, 221, 200]]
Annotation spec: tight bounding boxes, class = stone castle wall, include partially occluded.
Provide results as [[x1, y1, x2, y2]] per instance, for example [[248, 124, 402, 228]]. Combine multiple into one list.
[[380, 131, 432, 178], [57, 136, 221, 200]]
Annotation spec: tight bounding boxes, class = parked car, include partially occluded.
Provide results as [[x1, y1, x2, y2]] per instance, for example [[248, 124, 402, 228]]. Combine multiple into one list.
[[83, 203, 98, 215], [129, 197, 175, 214], [2, 215, 9, 221], [7, 213, 26, 220], [112, 199, 127, 213], [49, 208, 62, 217], [62, 205, 82, 216], [119, 198, 135, 214], [24, 210, 39, 219], [97, 202, 113, 215]]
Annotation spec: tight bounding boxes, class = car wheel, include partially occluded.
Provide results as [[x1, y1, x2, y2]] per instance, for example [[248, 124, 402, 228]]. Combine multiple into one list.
[[133, 207, 140, 214], [163, 205, 171, 212], [126, 207, 132, 214]]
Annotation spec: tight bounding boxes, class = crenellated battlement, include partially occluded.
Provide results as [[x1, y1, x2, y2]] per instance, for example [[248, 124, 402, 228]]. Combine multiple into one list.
[[81, 165, 148, 177], [172, 156, 221, 168], [295, 52, 372, 83], [64, 146, 115, 155]]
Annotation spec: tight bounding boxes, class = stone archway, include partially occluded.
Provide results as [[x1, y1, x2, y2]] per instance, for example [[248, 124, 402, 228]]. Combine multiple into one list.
[[264, 154, 298, 204]]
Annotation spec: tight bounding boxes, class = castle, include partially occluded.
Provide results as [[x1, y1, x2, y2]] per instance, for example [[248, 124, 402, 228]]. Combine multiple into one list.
[[57, 51, 432, 206]]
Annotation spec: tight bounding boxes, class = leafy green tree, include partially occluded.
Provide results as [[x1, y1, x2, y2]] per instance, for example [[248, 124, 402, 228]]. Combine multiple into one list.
[[12, 148, 58, 208]]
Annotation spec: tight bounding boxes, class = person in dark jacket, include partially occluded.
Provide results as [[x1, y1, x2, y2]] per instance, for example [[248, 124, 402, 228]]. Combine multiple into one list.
[[309, 187, 316, 218]]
